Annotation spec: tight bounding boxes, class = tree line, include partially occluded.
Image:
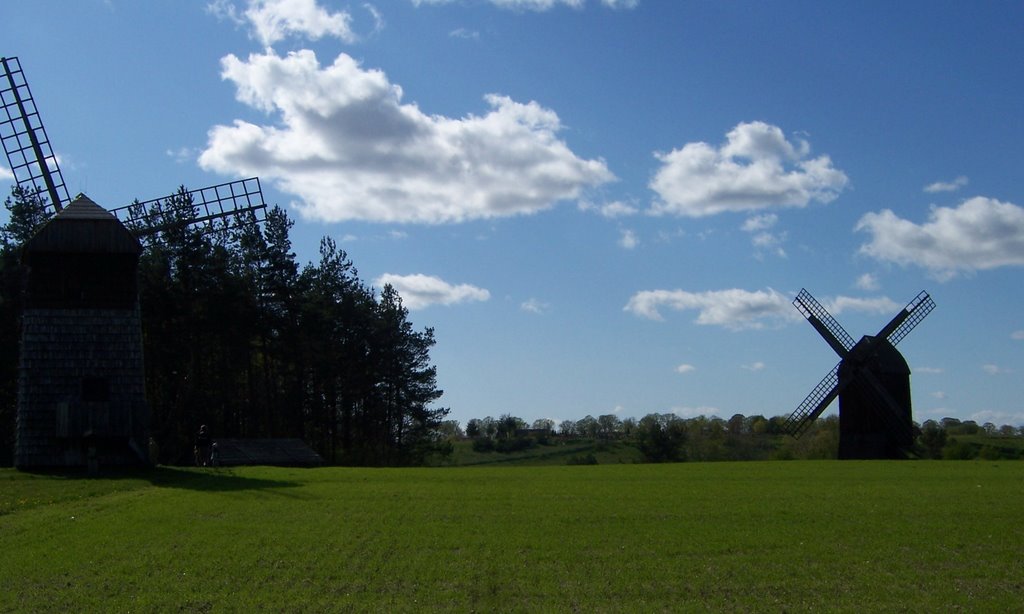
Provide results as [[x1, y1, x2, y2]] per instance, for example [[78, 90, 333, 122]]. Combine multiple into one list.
[[0, 186, 448, 466], [452, 412, 1024, 462]]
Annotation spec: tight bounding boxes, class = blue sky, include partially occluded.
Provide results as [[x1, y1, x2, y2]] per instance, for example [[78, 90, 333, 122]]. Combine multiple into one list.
[[3, 0, 1023, 429]]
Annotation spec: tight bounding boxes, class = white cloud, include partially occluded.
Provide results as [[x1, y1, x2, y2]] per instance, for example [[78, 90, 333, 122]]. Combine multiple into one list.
[[374, 273, 490, 310], [924, 175, 968, 193], [741, 213, 777, 232], [579, 200, 639, 218], [1012, 330, 1024, 341], [364, 3, 385, 35], [624, 288, 796, 329], [742, 361, 765, 372], [854, 273, 880, 291], [450, 28, 480, 40], [741, 214, 786, 257], [675, 363, 696, 375], [625, 287, 906, 330], [648, 121, 848, 217], [199, 50, 613, 224], [618, 229, 639, 250], [856, 197, 1024, 280], [823, 295, 901, 316], [244, 0, 356, 45], [166, 147, 198, 164], [917, 366, 945, 374], [206, 0, 244, 24], [0, 165, 12, 182], [982, 364, 1011, 375], [520, 298, 549, 314], [931, 391, 947, 400], [969, 409, 1024, 425], [669, 405, 720, 419]]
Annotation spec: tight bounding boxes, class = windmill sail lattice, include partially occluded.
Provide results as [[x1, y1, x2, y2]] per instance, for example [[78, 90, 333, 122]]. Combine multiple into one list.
[[883, 291, 935, 347], [0, 56, 70, 211], [110, 177, 266, 236], [783, 362, 841, 437], [793, 288, 855, 356]]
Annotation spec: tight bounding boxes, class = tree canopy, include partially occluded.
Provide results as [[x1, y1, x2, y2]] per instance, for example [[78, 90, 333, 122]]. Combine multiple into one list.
[[0, 187, 448, 466]]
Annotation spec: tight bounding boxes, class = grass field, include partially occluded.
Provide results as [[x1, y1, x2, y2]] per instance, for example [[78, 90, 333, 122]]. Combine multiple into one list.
[[2, 461, 1022, 612]]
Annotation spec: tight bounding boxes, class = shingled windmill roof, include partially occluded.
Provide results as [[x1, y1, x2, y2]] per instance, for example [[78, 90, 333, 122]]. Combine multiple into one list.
[[23, 193, 141, 255]]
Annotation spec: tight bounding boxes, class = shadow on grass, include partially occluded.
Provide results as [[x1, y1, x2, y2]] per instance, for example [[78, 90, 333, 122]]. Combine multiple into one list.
[[148, 466, 304, 493], [13, 466, 304, 494]]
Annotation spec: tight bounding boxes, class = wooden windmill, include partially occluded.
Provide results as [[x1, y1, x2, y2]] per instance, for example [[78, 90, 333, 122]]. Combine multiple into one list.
[[782, 288, 935, 459], [2, 56, 267, 469]]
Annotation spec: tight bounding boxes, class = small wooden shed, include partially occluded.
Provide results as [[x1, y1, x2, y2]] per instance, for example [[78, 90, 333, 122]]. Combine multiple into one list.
[[15, 194, 150, 469]]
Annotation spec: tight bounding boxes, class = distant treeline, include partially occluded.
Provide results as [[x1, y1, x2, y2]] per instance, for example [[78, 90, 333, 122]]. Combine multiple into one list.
[[0, 187, 448, 466], [440, 413, 1024, 462]]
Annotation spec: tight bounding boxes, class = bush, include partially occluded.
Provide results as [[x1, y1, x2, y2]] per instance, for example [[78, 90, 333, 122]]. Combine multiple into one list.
[[942, 439, 977, 460], [566, 453, 597, 465], [472, 438, 495, 453], [494, 437, 532, 453]]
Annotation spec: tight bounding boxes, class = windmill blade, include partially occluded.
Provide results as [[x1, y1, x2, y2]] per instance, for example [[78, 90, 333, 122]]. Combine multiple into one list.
[[878, 291, 935, 347], [0, 56, 69, 211], [793, 288, 856, 358], [109, 177, 267, 237], [783, 361, 844, 438]]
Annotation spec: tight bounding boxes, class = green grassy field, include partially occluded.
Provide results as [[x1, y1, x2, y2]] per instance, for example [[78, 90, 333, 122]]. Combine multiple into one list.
[[2, 462, 1022, 612]]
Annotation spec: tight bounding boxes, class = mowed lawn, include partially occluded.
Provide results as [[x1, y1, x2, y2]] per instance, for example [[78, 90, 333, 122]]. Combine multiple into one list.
[[1, 462, 1021, 612]]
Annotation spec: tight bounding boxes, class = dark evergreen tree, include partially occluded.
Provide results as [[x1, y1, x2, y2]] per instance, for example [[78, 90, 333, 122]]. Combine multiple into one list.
[[0, 187, 53, 464]]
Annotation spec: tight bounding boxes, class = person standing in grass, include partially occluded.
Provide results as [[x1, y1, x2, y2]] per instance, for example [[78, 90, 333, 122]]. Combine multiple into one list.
[[195, 425, 211, 466]]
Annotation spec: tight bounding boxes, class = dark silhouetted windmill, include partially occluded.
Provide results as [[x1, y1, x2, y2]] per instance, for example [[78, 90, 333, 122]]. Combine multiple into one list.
[[2, 56, 267, 469], [782, 288, 935, 459]]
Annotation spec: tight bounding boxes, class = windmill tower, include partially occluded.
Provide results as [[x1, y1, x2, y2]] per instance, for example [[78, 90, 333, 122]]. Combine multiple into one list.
[[782, 288, 935, 459], [2, 56, 267, 469]]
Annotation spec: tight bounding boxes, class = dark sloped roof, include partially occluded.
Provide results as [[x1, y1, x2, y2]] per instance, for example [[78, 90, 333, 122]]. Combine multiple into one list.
[[23, 194, 141, 255]]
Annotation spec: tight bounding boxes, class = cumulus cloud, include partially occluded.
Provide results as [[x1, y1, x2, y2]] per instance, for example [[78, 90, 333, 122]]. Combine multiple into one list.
[[520, 298, 549, 314], [982, 364, 1011, 375], [579, 200, 639, 218], [0, 165, 12, 182], [209, 0, 357, 45], [856, 196, 1024, 280], [742, 361, 765, 372], [624, 288, 796, 329], [374, 273, 490, 310], [823, 295, 901, 316], [924, 175, 968, 193], [741, 213, 777, 233], [618, 229, 639, 249], [449, 28, 480, 40], [854, 273, 880, 291], [741, 213, 786, 257], [675, 363, 696, 375], [669, 405, 721, 419], [625, 287, 905, 330], [970, 409, 1024, 425], [199, 50, 613, 224], [648, 121, 848, 217]]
